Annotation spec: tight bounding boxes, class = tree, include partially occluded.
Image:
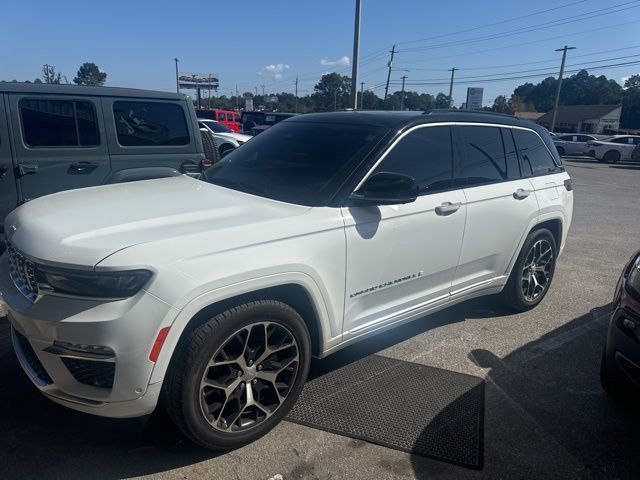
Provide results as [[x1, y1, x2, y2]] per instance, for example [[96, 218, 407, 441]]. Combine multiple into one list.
[[621, 74, 640, 129], [73, 62, 107, 86], [434, 92, 450, 109], [492, 95, 513, 114], [42, 64, 62, 84], [312, 73, 351, 111]]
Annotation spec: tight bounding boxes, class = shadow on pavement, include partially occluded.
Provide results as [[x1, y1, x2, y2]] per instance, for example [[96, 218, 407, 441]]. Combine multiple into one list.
[[410, 303, 640, 480], [611, 164, 640, 171]]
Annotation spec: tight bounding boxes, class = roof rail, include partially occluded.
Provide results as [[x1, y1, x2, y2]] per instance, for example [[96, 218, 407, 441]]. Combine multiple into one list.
[[423, 108, 516, 118]]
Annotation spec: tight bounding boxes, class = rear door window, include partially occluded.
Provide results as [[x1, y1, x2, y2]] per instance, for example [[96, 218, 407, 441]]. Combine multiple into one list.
[[113, 101, 189, 146], [218, 113, 227, 121], [20, 99, 99, 147], [456, 125, 517, 187], [513, 129, 561, 177]]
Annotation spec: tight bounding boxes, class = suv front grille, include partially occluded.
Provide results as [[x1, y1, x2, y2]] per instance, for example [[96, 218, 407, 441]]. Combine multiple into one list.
[[6, 241, 38, 301], [12, 328, 53, 385], [62, 358, 115, 389]]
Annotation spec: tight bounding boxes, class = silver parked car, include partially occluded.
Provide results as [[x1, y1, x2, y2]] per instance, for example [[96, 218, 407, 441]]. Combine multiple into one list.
[[552, 134, 597, 157]]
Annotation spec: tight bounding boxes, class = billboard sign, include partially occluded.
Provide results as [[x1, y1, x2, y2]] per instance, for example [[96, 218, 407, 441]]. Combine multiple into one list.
[[465, 87, 484, 110], [264, 96, 278, 103], [178, 73, 219, 90]]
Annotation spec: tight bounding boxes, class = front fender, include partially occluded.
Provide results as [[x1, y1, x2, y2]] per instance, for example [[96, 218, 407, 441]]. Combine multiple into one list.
[[147, 271, 336, 385]]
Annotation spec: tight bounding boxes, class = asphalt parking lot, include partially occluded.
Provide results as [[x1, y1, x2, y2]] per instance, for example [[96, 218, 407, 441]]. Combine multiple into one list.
[[1, 157, 639, 480]]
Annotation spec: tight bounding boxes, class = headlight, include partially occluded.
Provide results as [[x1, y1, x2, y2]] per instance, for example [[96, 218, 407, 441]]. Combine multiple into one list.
[[628, 257, 640, 295], [36, 266, 152, 298]]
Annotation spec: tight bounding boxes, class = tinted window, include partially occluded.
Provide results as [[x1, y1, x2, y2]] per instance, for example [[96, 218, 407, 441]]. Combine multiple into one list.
[[204, 122, 385, 206], [372, 126, 453, 194], [20, 99, 99, 147], [202, 120, 232, 133], [113, 101, 189, 146], [579, 135, 593, 142], [513, 129, 560, 176], [502, 128, 522, 180], [218, 113, 227, 121], [196, 110, 216, 120], [611, 137, 629, 144], [458, 126, 516, 186], [558, 135, 574, 141]]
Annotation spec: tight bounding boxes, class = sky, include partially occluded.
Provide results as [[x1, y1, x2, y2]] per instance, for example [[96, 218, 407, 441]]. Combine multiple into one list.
[[1, 0, 639, 107]]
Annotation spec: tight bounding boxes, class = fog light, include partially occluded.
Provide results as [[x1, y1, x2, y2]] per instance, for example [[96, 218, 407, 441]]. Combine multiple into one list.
[[48, 340, 115, 357]]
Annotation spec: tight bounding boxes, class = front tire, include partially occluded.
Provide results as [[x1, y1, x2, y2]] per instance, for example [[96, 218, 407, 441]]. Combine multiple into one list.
[[603, 150, 621, 163], [500, 228, 557, 311], [163, 300, 311, 450]]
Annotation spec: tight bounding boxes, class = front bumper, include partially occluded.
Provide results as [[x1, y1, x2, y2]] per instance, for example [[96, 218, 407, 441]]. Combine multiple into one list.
[[0, 254, 179, 418]]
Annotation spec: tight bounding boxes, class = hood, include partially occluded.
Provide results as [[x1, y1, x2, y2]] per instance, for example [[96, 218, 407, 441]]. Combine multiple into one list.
[[215, 132, 252, 143], [5, 176, 309, 267]]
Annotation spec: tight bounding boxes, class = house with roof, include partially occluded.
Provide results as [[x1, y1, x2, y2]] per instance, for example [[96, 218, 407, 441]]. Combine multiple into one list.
[[535, 105, 621, 134]]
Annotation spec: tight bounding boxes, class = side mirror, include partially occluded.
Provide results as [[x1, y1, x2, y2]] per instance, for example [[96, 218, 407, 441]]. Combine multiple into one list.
[[349, 171, 418, 206]]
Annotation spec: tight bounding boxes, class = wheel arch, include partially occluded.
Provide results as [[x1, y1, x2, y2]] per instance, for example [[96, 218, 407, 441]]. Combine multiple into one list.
[[504, 216, 564, 279], [149, 277, 329, 385]]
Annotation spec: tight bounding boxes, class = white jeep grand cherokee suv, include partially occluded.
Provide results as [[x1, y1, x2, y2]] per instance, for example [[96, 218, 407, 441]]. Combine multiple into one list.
[[0, 111, 573, 450]]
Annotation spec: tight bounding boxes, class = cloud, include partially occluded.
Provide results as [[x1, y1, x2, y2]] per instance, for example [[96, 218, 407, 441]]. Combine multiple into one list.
[[320, 56, 350, 67], [259, 63, 289, 79]]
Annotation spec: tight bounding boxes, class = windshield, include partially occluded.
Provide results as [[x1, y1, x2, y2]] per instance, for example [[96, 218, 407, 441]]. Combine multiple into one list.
[[201, 120, 233, 133], [203, 121, 385, 206]]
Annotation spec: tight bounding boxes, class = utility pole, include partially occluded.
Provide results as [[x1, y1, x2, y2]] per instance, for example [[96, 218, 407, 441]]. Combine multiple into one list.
[[383, 44, 396, 107], [294, 76, 299, 112], [350, 0, 362, 109], [550, 45, 576, 133], [174, 58, 179, 93], [447, 67, 457, 108], [334, 89, 338, 111], [261, 85, 265, 96], [360, 81, 365, 109], [400, 75, 408, 110], [235, 84, 239, 111]]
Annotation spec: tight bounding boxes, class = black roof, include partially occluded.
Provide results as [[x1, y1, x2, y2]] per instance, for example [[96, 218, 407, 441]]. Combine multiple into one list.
[[0, 82, 187, 100], [288, 109, 540, 130]]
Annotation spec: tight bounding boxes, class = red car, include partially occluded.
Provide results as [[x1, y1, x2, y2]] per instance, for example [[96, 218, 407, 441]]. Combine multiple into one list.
[[195, 109, 241, 133], [601, 249, 640, 394]]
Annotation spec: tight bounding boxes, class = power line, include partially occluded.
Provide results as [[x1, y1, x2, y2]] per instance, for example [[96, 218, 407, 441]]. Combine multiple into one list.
[[387, 60, 640, 87], [399, 1, 640, 53], [395, 0, 587, 46]]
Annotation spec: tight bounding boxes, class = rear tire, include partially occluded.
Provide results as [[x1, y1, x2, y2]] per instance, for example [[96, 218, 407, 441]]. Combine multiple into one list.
[[200, 129, 220, 166], [163, 300, 311, 450], [499, 228, 557, 312], [603, 150, 620, 164]]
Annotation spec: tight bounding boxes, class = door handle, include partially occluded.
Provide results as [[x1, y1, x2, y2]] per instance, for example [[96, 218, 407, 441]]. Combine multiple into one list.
[[435, 202, 462, 216], [68, 161, 99, 175], [16, 163, 38, 177], [513, 188, 532, 200]]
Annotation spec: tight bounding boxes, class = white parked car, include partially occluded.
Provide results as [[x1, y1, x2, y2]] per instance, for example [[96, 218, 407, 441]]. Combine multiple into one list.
[[585, 135, 640, 163], [552, 133, 597, 157], [1, 111, 573, 450], [198, 119, 252, 156]]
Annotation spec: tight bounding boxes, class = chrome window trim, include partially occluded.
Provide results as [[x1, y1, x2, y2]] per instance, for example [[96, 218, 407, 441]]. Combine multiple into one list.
[[354, 121, 558, 192]]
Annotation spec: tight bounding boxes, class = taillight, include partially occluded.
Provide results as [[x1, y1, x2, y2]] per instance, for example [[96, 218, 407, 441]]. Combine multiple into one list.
[[564, 179, 573, 191], [201, 159, 214, 168]]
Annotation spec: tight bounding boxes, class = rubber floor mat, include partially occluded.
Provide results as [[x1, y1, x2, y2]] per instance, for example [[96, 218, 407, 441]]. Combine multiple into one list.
[[286, 354, 484, 469]]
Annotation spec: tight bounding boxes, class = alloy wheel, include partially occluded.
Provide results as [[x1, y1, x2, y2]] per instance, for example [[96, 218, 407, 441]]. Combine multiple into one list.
[[199, 321, 300, 433], [521, 239, 554, 302]]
